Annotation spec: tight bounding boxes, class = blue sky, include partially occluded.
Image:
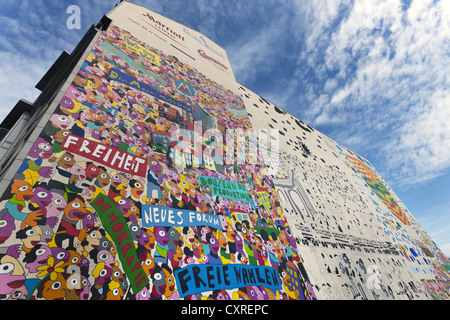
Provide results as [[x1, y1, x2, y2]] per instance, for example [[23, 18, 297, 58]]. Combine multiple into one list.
[[0, 0, 449, 255]]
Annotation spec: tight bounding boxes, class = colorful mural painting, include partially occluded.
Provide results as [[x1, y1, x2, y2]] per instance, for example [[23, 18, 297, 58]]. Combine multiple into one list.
[[1, 2, 449, 301], [0, 23, 313, 300]]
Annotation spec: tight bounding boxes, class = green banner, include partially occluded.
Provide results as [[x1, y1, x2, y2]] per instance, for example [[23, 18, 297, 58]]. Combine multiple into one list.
[[199, 176, 250, 203], [90, 194, 149, 294]]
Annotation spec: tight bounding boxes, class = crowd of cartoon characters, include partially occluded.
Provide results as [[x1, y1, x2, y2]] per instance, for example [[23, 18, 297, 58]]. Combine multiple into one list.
[[0, 24, 315, 300]]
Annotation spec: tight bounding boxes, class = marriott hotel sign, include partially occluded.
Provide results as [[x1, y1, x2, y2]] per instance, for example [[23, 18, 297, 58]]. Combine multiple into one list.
[[142, 12, 185, 42]]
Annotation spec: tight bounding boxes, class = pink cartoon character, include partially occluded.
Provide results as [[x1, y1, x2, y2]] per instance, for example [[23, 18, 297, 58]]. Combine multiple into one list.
[[0, 245, 25, 296]]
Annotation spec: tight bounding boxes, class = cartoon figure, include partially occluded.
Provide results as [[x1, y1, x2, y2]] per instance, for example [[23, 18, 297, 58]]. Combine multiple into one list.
[[23, 243, 52, 274], [53, 194, 89, 248], [43, 114, 73, 136], [150, 264, 167, 300], [154, 226, 169, 264], [35, 272, 68, 300], [235, 221, 257, 265], [91, 262, 112, 300], [0, 245, 25, 296], [0, 209, 15, 244], [106, 280, 123, 300], [146, 158, 163, 200], [17, 137, 54, 186], [206, 232, 221, 264]]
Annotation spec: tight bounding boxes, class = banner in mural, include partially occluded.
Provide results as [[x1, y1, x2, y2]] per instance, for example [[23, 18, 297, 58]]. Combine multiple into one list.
[[0, 22, 313, 301]]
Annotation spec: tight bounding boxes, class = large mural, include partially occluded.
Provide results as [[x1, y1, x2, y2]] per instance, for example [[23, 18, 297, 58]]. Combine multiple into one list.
[[242, 87, 450, 300], [0, 23, 314, 300], [1, 3, 449, 301]]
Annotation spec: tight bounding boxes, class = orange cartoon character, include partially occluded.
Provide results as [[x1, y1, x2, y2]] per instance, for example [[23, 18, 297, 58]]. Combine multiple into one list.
[[53, 194, 89, 248]]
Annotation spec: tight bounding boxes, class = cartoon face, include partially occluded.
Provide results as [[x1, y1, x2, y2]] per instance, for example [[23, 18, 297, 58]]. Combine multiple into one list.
[[23, 244, 52, 273], [60, 97, 76, 111], [142, 228, 155, 250], [236, 221, 252, 243], [0, 254, 25, 295], [74, 75, 88, 88], [162, 267, 175, 297], [114, 196, 131, 215], [36, 272, 68, 300], [248, 286, 264, 300], [79, 111, 91, 123], [39, 224, 55, 244], [93, 262, 112, 286], [140, 251, 155, 276], [30, 187, 53, 208], [168, 227, 182, 248], [192, 238, 204, 258], [215, 230, 228, 249], [234, 289, 250, 300], [96, 167, 111, 187], [50, 114, 72, 129], [150, 265, 167, 297], [61, 250, 82, 271], [154, 227, 169, 246], [225, 222, 236, 240], [70, 164, 86, 180], [7, 284, 28, 300], [128, 221, 141, 242], [265, 238, 279, 256], [237, 253, 248, 265], [10, 179, 34, 201], [66, 85, 82, 99], [262, 287, 276, 300], [135, 286, 151, 300], [28, 137, 53, 159], [111, 173, 127, 190], [83, 230, 102, 253], [183, 253, 195, 265], [0, 211, 15, 244], [81, 212, 96, 229], [16, 226, 42, 251], [85, 163, 99, 180], [63, 196, 88, 221], [129, 179, 144, 199], [170, 182, 181, 198], [125, 202, 140, 221], [53, 129, 71, 143], [46, 191, 67, 218], [56, 152, 75, 169], [66, 273, 89, 300], [111, 265, 125, 286], [207, 233, 220, 254], [51, 247, 70, 266], [182, 227, 196, 247], [283, 226, 296, 248], [148, 158, 162, 175]]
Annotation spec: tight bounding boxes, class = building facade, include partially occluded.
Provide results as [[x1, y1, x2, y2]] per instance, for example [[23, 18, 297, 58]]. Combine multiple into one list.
[[0, 1, 448, 300]]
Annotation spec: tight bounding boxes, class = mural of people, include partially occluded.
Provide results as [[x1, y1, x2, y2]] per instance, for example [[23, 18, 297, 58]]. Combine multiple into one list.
[[0, 24, 312, 300]]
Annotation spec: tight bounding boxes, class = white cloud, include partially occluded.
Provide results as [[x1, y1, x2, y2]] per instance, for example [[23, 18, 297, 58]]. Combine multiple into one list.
[[385, 90, 450, 186], [0, 52, 46, 122], [287, 0, 450, 189]]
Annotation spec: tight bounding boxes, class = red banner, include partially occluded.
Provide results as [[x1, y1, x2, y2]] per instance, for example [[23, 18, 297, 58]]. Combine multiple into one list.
[[61, 134, 147, 178]]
